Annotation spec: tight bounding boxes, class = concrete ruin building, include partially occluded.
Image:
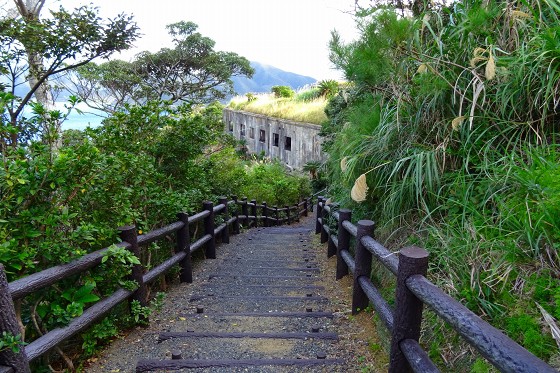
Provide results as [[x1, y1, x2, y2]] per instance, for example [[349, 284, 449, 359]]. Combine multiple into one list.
[[223, 108, 324, 170]]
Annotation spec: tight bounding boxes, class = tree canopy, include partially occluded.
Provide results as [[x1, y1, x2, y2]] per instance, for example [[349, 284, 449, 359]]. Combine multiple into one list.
[[63, 21, 254, 114], [0, 4, 139, 149]]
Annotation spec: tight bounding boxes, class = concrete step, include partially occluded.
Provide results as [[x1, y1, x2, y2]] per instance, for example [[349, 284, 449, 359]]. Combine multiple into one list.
[[154, 314, 336, 334], [194, 284, 324, 297], [136, 357, 345, 373], [185, 295, 330, 314], [145, 336, 340, 361]]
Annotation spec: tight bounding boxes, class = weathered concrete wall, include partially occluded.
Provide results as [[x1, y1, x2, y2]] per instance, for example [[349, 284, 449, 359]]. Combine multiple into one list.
[[223, 108, 324, 170]]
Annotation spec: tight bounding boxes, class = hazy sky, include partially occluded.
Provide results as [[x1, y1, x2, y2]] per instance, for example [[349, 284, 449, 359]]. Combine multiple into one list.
[[53, 0, 360, 80]]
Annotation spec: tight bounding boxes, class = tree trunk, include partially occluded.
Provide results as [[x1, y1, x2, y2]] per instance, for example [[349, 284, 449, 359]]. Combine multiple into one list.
[[13, 0, 59, 149]]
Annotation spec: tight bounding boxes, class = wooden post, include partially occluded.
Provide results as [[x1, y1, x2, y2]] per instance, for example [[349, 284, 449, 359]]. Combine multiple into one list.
[[119, 226, 148, 308], [218, 197, 229, 244], [352, 220, 375, 315], [389, 246, 429, 373], [262, 202, 268, 227], [285, 205, 291, 225], [250, 199, 257, 227], [315, 196, 323, 234], [241, 197, 248, 227], [0, 265, 31, 373], [203, 201, 216, 259], [320, 199, 328, 244], [274, 206, 279, 226], [232, 195, 240, 234], [176, 212, 192, 283], [336, 209, 352, 280], [327, 229, 337, 258], [294, 203, 300, 222], [303, 198, 308, 217]]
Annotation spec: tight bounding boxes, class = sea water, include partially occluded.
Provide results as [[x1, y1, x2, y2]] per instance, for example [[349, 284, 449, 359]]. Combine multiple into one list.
[[61, 110, 105, 131]]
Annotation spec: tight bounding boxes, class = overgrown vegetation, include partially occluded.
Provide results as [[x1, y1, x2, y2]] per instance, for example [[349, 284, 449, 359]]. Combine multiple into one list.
[[323, 1, 560, 370], [0, 4, 309, 370], [0, 98, 309, 369], [229, 87, 331, 125]]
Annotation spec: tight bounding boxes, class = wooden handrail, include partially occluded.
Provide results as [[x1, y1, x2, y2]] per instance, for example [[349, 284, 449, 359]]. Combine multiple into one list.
[[315, 198, 557, 373], [0, 195, 312, 372]]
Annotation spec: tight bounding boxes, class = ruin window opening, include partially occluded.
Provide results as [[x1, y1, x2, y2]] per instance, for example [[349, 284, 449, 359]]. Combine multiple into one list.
[[259, 130, 266, 142], [249, 127, 255, 139], [285, 136, 291, 151], [273, 133, 279, 147], [240, 124, 246, 137]]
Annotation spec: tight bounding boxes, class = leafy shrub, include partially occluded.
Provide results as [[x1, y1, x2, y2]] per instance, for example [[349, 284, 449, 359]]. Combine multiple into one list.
[[271, 85, 295, 98], [1, 96, 312, 370], [317, 80, 339, 99], [296, 88, 321, 102], [241, 160, 310, 206]]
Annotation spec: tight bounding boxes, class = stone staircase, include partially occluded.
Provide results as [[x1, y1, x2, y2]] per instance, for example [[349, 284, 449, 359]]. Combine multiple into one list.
[[85, 218, 371, 372]]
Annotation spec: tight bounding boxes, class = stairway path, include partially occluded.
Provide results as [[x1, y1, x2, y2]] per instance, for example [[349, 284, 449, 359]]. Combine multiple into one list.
[[85, 217, 380, 372]]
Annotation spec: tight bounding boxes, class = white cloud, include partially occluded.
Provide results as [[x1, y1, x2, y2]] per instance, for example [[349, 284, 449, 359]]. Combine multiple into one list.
[[54, 0, 359, 79]]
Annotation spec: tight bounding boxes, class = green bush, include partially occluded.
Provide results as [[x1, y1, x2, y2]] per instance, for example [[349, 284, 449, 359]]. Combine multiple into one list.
[[1, 97, 311, 369], [295, 88, 321, 102], [271, 85, 295, 98], [241, 160, 310, 206], [317, 80, 339, 99]]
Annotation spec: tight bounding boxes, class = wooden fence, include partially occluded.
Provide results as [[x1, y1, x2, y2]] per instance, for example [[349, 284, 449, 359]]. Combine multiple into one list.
[[0, 196, 312, 373], [315, 196, 558, 373]]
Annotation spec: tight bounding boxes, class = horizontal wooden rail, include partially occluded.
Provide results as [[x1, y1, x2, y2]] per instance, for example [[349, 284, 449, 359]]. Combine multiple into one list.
[[212, 204, 225, 213], [342, 220, 357, 237], [214, 223, 226, 236], [357, 276, 393, 330], [143, 252, 187, 285], [137, 221, 184, 246], [26, 287, 133, 362], [340, 250, 355, 273], [9, 241, 131, 300], [0, 194, 311, 372], [315, 197, 557, 373], [406, 275, 556, 373], [191, 234, 212, 253], [189, 209, 210, 224], [361, 236, 398, 275]]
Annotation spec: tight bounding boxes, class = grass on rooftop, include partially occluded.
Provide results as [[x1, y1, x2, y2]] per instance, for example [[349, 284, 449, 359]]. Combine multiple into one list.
[[228, 93, 328, 125]]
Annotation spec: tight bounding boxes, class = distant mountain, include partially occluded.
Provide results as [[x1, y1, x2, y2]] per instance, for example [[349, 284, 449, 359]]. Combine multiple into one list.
[[12, 61, 316, 103], [231, 62, 317, 95]]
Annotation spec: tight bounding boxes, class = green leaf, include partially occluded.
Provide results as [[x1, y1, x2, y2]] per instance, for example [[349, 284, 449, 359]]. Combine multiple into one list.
[[77, 293, 100, 304]]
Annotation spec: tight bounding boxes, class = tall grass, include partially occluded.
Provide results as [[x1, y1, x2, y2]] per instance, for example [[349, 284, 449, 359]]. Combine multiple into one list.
[[323, 0, 560, 368], [229, 93, 328, 124]]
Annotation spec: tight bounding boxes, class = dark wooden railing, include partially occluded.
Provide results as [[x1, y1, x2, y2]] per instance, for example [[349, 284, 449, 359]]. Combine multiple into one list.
[[315, 196, 557, 373], [0, 195, 312, 373]]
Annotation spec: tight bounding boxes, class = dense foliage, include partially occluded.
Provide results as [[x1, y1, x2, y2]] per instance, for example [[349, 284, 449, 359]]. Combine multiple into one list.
[[324, 0, 560, 370], [62, 21, 254, 114], [0, 4, 307, 369], [0, 4, 139, 148], [0, 98, 310, 369]]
